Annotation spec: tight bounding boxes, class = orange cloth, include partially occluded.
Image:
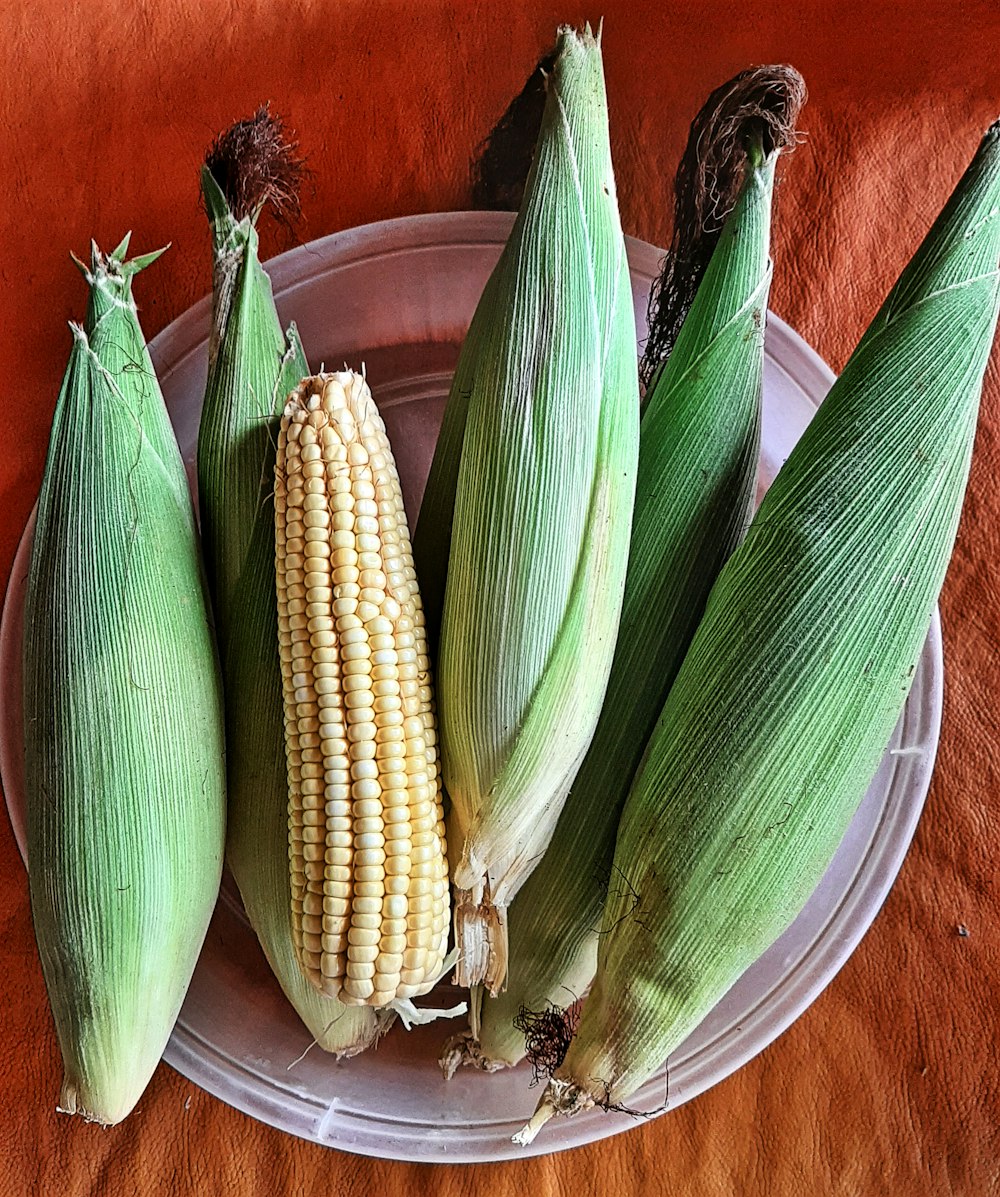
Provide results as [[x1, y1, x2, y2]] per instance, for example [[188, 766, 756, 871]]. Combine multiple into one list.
[[3, 1, 1000, 1192]]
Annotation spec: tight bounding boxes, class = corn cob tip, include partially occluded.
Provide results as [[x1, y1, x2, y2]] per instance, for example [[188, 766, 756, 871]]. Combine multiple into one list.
[[69, 238, 169, 346], [439, 1028, 510, 1078], [557, 19, 601, 47], [69, 238, 168, 296], [512, 1078, 594, 1146], [57, 1082, 127, 1128], [310, 1007, 397, 1061], [470, 21, 607, 213], [57, 1074, 154, 1127]]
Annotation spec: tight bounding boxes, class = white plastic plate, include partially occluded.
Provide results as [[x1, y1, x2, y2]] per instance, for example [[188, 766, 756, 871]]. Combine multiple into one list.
[[0, 212, 942, 1161]]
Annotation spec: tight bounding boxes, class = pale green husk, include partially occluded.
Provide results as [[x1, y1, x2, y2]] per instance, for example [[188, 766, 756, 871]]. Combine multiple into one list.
[[468, 142, 776, 1068], [424, 24, 640, 992], [518, 120, 1000, 1143], [198, 166, 305, 656], [23, 240, 226, 1125], [197, 168, 384, 1054]]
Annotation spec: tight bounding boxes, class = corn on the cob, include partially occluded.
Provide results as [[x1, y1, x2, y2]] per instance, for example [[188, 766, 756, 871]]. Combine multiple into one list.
[[416, 23, 640, 994], [225, 466, 390, 1051], [276, 370, 461, 1024], [23, 240, 226, 1126], [516, 120, 1000, 1143], [456, 68, 803, 1071], [197, 116, 384, 1055]]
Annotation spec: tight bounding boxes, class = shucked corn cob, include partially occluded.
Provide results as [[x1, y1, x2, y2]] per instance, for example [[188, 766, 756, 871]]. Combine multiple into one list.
[[24, 240, 226, 1125], [517, 119, 1000, 1143], [416, 24, 640, 994], [276, 371, 459, 1022], [197, 116, 384, 1055], [458, 67, 802, 1070]]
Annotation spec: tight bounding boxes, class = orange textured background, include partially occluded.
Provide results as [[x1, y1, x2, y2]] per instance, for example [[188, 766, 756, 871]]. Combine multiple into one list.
[[3, 1, 1000, 1193]]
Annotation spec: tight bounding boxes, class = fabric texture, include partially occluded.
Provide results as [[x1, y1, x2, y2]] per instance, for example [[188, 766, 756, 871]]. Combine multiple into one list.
[[2, 1, 999, 1192]]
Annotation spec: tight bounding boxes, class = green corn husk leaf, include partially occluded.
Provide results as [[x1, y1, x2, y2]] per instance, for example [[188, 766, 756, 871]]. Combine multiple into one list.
[[463, 122, 783, 1072], [430, 24, 640, 993], [470, 45, 559, 213], [198, 163, 305, 654], [197, 129, 384, 1054], [75, 234, 187, 503], [517, 120, 1000, 1143], [414, 262, 503, 655], [23, 244, 227, 1126]]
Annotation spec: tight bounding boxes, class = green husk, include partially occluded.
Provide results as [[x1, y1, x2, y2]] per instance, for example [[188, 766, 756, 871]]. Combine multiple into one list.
[[517, 119, 1000, 1143], [197, 115, 383, 1054], [423, 24, 640, 993], [23, 241, 226, 1125], [197, 159, 302, 656], [455, 66, 804, 1071]]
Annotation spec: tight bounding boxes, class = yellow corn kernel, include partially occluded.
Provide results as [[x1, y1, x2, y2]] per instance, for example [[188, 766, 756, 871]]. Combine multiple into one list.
[[275, 370, 451, 1008]]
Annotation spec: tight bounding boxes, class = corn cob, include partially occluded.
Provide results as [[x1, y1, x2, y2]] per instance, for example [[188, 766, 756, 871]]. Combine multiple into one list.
[[23, 239, 226, 1125], [416, 23, 640, 994], [452, 68, 803, 1073], [276, 370, 461, 1025], [516, 120, 1000, 1143], [197, 114, 384, 1055]]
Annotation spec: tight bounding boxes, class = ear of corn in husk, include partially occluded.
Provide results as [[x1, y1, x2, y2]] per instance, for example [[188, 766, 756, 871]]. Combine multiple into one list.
[[198, 113, 385, 1054], [418, 23, 640, 995], [446, 67, 804, 1074], [23, 240, 227, 1125], [275, 370, 464, 1027], [516, 119, 1000, 1144], [198, 108, 308, 656]]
